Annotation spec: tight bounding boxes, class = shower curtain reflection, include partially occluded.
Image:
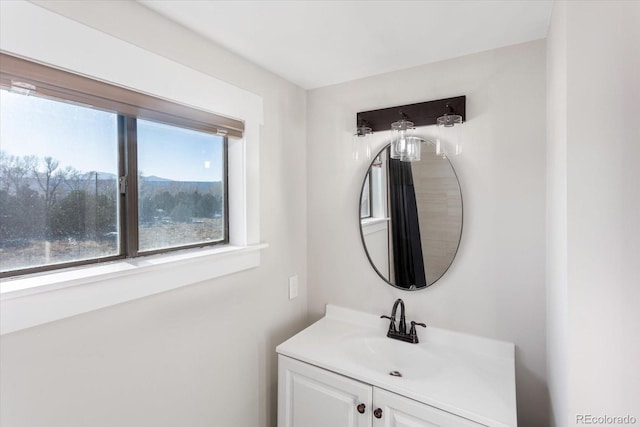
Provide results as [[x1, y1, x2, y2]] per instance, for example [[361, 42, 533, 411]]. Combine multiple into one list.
[[388, 158, 426, 290]]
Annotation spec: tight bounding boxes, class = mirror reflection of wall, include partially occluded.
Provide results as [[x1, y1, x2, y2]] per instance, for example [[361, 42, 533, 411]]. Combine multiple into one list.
[[413, 148, 462, 284], [359, 142, 462, 290]]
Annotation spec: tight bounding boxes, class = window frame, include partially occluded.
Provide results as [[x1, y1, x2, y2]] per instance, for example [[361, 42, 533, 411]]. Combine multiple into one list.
[[0, 53, 235, 278]]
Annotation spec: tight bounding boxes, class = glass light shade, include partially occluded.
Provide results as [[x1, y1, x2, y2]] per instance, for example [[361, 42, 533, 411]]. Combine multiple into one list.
[[352, 131, 372, 161], [435, 137, 445, 157], [401, 136, 423, 162], [436, 117, 463, 158], [390, 119, 414, 160], [352, 137, 360, 161]]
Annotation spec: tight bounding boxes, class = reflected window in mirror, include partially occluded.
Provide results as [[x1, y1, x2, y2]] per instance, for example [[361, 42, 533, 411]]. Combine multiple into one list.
[[369, 155, 386, 218], [360, 174, 371, 219], [360, 155, 387, 220]]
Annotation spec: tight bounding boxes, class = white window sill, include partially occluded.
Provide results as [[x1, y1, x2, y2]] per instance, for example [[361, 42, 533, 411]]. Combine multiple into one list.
[[361, 217, 390, 235], [0, 243, 268, 335]]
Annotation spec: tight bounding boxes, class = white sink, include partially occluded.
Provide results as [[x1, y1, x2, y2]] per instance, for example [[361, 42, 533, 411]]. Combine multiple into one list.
[[276, 304, 517, 427], [341, 334, 445, 380]]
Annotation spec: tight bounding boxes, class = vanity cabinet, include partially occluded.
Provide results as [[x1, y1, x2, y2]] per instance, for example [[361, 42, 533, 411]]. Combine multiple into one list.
[[373, 387, 482, 427], [278, 356, 371, 427], [276, 305, 517, 427], [278, 355, 483, 427]]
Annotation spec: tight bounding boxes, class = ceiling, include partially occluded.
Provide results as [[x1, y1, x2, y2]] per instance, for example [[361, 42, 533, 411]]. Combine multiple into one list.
[[139, 0, 554, 90]]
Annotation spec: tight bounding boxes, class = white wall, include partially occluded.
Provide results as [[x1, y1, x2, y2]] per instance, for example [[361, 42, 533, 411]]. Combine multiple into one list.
[[547, 1, 640, 425], [307, 41, 548, 426], [546, 1, 569, 425], [0, 2, 307, 426]]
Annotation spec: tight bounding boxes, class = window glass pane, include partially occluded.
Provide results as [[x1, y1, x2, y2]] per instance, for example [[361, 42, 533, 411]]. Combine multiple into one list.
[[370, 155, 385, 218], [0, 89, 120, 273], [137, 119, 225, 252], [360, 174, 371, 219]]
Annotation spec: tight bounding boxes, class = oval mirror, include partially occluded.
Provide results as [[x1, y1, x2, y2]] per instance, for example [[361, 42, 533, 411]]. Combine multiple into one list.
[[359, 141, 462, 290]]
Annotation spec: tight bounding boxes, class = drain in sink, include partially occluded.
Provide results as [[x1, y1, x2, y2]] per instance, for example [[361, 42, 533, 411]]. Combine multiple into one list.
[[389, 371, 402, 377]]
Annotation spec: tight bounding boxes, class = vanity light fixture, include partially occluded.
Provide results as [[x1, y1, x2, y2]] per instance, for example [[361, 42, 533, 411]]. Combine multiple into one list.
[[354, 119, 373, 137], [436, 102, 464, 157], [352, 119, 374, 161], [389, 113, 415, 160], [436, 103, 463, 127], [355, 96, 466, 162], [353, 119, 373, 161]]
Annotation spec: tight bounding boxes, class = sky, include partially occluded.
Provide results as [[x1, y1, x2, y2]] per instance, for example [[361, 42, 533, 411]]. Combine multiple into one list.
[[0, 89, 224, 182], [137, 119, 223, 182]]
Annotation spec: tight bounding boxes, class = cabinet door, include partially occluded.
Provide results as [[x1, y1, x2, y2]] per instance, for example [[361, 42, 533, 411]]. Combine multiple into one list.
[[372, 388, 484, 427], [278, 355, 373, 427]]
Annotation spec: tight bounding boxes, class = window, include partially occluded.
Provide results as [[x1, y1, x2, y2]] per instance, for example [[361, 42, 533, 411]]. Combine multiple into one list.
[[0, 53, 242, 277], [360, 154, 386, 221], [137, 119, 226, 253], [0, 90, 120, 273], [369, 154, 386, 218], [360, 173, 372, 219]]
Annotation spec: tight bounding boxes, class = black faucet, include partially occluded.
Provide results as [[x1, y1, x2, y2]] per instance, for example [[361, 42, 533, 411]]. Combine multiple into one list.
[[381, 298, 426, 344]]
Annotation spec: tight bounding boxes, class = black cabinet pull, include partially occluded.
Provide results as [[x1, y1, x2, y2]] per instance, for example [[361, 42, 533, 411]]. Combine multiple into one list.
[[357, 403, 366, 414], [374, 408, 383, 419]]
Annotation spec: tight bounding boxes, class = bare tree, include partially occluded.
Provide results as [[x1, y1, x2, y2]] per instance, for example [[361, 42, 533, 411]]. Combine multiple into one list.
[[31, 156, 68, 239], [63, 166, 90, 193], [0, 151, 38, 194], [33, 156, 66, 209]]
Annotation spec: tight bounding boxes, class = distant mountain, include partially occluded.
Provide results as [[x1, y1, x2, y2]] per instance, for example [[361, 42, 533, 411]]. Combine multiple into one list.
[[13, 172, 222, 198], [143, 175, 172, 182], [77, 173, 216, 184], [79, 171, 118, 180]]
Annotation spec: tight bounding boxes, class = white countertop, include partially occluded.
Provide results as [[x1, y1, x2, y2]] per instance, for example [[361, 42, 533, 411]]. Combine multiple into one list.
[[276, 304, 517, 427]]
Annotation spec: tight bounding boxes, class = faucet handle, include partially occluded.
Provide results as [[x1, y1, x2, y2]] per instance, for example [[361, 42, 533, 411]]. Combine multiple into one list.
[[380, 315, 397, 333], [409, 321, 426, 338]]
